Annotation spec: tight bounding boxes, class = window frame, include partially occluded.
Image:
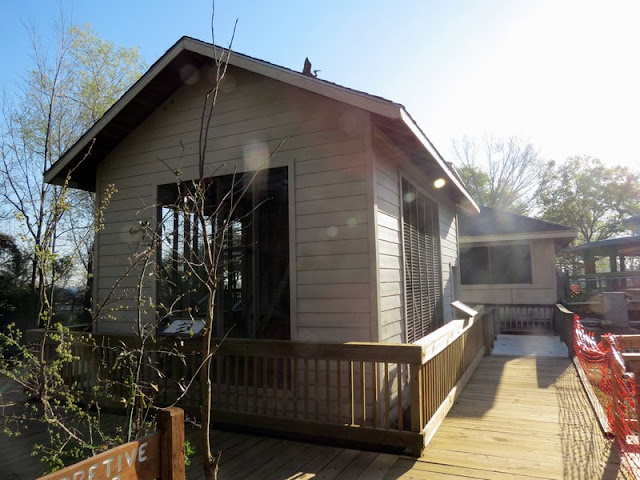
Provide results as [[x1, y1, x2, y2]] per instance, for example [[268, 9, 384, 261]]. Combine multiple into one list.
[[400, 177, 444, 343], [459, 242, 534, 286]]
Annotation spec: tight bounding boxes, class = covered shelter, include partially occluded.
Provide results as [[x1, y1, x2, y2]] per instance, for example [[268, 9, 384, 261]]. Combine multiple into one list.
[[566, 236, 640, 298]]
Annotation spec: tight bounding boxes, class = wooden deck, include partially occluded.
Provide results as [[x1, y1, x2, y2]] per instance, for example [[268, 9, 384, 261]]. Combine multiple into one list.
[[1, 355, 633, 479]]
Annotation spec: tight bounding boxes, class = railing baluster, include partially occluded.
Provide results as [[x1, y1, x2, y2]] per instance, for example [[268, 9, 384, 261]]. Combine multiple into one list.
[[263, 357, 268, 415], [397, 363, 403, 431], [303, 359, 309, 419], [273, 357, 278, 417], [314, 359, 319, 421], [384, 362, 390, 429], [373, 362, 379, 428], [253, 356, 258, 414], [292, 358, 298, 419], [283, 358, 288, 417], [225, 354, 231, 410], [234, 355, 240, 410], [349, 361, 355, 425], [337, 360, 342, 424], [243, 355, 249, 412], [360, 361, 366, 424], [325, 359, 330, 423]]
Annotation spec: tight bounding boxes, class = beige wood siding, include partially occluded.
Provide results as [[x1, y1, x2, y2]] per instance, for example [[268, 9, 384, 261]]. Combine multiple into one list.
[[373, 134, 404, 344], [439, 203, 459, 323], [372, 128, 462, 343], [94, 64, 373, 338]]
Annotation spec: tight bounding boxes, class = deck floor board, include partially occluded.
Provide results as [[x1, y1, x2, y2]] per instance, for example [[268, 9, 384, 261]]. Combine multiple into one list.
[[1, 354, 633, 479]]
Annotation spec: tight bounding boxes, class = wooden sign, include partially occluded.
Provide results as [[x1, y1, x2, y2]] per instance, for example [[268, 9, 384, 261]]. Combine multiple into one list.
[[38, 408, 185, 480]]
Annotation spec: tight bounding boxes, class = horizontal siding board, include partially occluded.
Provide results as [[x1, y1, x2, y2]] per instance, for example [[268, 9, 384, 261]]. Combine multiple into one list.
[[296, 152, 365, 175], [295, 180, 366, 202], [296, 195, 367, 216], [379, 282, 402, 297], [296, 298, 370, 313], [376, 169, 399, 193], [380, 295, 402, 312], [297, 269, 369, 285], [296, 210, 367, 229], [379, 268, 401, 283], [377, 211, 400, 231], [296, 224, 368, 243], [377, 198, 400, 218], [379, 254, 401, 270], [378, 225, 400, 244], [378, 239, 401, 257], [296, 239, 368, 256], [297, 283, 370, 299], [296, 167, 367, 189], [296, 253, 369, 270]]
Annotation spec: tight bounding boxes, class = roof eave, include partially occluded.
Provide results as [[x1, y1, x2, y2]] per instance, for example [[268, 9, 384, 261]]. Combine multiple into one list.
[[460, 230, 579, 244], [398, 109, 479, 213]]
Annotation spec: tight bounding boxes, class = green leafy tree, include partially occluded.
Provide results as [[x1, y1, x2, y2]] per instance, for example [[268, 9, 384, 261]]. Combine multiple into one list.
[[539, 156, 640, 243], [0, 20, 145, 327], [453, 135, 544, 215]]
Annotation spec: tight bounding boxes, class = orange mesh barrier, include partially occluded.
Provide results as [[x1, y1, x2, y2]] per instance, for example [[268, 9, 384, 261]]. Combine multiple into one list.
[[573, 315, 640, 473]]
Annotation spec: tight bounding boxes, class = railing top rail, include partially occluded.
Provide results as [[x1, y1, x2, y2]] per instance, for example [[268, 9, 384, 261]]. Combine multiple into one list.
[[415, 307, 491, 365], [25, 329, 424, 364], [26, 305, 495, 367], [569, 272, 640, 280], [555, 303, 575, 315]]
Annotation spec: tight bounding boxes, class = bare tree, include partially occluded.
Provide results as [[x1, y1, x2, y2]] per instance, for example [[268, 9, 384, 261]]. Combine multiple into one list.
[[452, 135, 545, 215], [0, 16, 145, 328]]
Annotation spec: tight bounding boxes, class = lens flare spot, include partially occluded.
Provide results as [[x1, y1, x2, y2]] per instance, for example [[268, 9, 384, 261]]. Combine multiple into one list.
[[242, 141, 270, 170], [404, 192, 416, 203], [347, 217, 358, 227], [179, 64, 199, 84], [327, 226, 338, 238]]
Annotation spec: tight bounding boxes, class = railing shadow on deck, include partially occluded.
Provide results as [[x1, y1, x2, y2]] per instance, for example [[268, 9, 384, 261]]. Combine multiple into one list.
[[26, 307, 495, 457]]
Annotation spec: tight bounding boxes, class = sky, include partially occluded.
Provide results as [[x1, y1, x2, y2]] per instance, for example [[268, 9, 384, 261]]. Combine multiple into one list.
[[1, 0, 639, 171]]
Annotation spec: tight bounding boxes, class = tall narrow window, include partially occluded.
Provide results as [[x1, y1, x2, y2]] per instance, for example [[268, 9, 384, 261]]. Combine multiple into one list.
[[157, 167, 290, 339], [402, 179, 443, 342]]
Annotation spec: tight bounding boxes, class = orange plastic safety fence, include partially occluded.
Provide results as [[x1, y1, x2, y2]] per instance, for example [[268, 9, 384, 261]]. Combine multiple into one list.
[[573, 315, 640, 473]]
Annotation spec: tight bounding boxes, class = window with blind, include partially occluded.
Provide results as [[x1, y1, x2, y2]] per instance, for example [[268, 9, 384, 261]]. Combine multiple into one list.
[[402, 178, 443, 342], [460, 244, 532, 285]]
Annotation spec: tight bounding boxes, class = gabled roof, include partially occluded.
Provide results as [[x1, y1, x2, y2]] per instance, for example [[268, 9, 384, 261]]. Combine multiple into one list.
[[43, 36, 478, 211], [459, 206, 578, 246]]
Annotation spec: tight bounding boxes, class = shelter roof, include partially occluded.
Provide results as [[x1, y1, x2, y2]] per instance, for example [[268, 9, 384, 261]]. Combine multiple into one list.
[[566, 235, 640, 257], [459, 206, 577, 246]]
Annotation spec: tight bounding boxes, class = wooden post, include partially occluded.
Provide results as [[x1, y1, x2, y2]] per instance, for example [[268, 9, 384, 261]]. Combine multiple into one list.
[[409, 363, 424, 433], [409, 362, 424, 457], [158, 407, 186, 480]]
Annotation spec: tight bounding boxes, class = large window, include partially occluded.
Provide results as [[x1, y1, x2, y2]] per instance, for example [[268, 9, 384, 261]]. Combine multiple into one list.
[[402, 179, 443, 342], [157, 167, 290, 339], [460, 244, 532, 285]]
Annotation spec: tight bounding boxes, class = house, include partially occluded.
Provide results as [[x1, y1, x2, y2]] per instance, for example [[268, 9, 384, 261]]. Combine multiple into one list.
[[44, 36, 479, 345], [458, 206, 577, 332]]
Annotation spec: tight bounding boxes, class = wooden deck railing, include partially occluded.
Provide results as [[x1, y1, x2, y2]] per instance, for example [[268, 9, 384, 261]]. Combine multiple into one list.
[[27, 307, 493, 455], [487, 304, 555, 334]]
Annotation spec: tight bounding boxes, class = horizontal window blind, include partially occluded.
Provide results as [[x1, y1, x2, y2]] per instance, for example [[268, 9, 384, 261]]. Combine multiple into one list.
[[402, 179, 443, 342]]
